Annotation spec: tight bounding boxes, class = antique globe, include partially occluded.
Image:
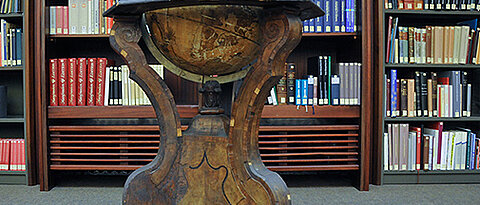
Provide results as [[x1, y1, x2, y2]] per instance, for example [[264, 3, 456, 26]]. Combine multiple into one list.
[[144, 5, 262, 77]]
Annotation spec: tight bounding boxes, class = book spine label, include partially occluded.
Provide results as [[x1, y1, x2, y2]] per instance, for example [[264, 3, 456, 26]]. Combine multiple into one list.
[[462, 71, 467, 117], [324, 0, 332, 32], [67, 58, 77, 106], [86, 58, 96, 106], [421, 72, 428, 116], [49, 59, 58, 106], [96, 58, 107, 106], [58, 58, 68, 106], [50, 7, 56, 35], [77, 58, 87, 106], [333, 0, 340, 32], [415, 71, 421, 116]]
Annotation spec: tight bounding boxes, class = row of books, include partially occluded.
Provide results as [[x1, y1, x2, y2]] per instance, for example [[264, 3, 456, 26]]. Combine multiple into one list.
[[0, 139, 25, 171], [268, 60, 362, 106], [0, 19, 22, 67], [384, 123, 480, 171], [49, 58, 113, 106], [49, 0, 115, 35], [302, 0, 357, 33], [106, 65, 163, 106], [387, 70, 472, 118], [0, 0, 21, 14], [387, 17, 480, 65], [385, 0, 480, 10]]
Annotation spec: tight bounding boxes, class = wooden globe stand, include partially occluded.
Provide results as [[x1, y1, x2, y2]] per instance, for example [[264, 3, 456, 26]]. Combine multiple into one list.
[[106, 2, 322, 204]]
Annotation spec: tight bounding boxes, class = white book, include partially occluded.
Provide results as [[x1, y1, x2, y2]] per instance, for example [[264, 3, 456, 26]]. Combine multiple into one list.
[[384, 133, 389, 171], [424, 128, 439, 170], [428, 134, 434, 170], [453, 26, 461, 64], [446, 131, 454, 170], [87, 0, 93, 34], [459, 26, 470, 64], [118, 67, 123, 105], [420, 29, 426, 64], [270, 87, 277, 105], [69, 0, 78, 34], [122, 65, 128, 106], [395, 39, 399, 64], [460, 132, 467, 169], [449, 85, 453, 117], [104, 66, 110, 106], [349, 63, 354, 105], [454, 131, 461, 170], [440, 131, 449, 170], [129, 78, 135, 106], [339, 63, 345, 105]]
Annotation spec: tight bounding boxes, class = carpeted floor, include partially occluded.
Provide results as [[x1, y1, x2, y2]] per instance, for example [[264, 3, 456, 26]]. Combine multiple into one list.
[[1, 174, 480, 205]]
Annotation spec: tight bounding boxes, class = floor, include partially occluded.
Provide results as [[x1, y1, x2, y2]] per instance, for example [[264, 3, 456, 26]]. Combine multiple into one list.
[[1, 173, 480, 205]]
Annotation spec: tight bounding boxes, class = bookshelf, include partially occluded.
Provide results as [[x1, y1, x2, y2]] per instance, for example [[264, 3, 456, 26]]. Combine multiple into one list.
[[33, 0, 373, 191], [373, 2, 480, 185], [0, 0, 33, 185]]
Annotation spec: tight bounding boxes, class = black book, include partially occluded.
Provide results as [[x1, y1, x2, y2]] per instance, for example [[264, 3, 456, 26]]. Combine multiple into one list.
[[446, 0, 451, 9], [118, 67, 123, 105], [286, 63, 296, 105], [415, 71, 422, 117], [471, 29, 479, 63], [113, 67, 119, 105], [400, 79, 408, 117], [421, 72, 428, 117], [307, 56, 322, 105], [461, 0, 467, 10], [425, 0, 430, 9], [109, 67, 114, 106], [0, 85, 6, 118], [431, 72, 438, 117], [462, 71, 468, 116], [323, 56, 329, 105]]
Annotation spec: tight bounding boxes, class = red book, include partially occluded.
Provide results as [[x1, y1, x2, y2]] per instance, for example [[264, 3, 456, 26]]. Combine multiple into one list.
[[10, 139, 16, 171], [107, 0, 113, 34], [68, 58, 77, 106], [86, 58, 97, 106], [386, 16, 392, 63], [56, 6, 63, 34], [77, 58, 87, 106], [20, 140, 25, 171], [410, 126, 422, 171], [476, 140, 480, 169], [0, 140, 7, 170], [63, 6, 69, 34], [58, 58, 68, 106], [96, 58, 114, 106], [437, 77, 449, 85], [49, 59, 58, 106]]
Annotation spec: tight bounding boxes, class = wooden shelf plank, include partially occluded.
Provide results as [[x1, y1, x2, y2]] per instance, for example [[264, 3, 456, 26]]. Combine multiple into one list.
[[384, 170, 480, 175], [49, 34, 109, 38], [50, 165, 142, 170], [259, 125, 359, 131], [267, 164, 359, 171], [0, 66, 23, 71], [259, 133, 358, 138], [385, 64, 480, 69], [259, 145, 359, 150], [302, 32, 357, 37], [385, 117, 480, 122], [0, 13, 23, 18], [48, 105, 360, 119], [48, 105, 198, 119], [262, 105, 360, 118], [262, 158, 358, 163], [385, 9, 480, 16], [0, 115, 24, 123]]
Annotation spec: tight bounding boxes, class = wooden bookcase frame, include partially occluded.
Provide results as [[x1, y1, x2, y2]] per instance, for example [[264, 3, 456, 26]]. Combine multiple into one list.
[[373, 1, 480, 185], [33, 0, 373, 191]]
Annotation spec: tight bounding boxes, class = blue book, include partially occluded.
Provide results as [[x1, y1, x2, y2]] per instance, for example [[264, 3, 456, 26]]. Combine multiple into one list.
[[11, 29, 15, 66], [471, 133, 476, 169], [295, 79, 302, 105], [331, 75, 340, 105], [389, 17, 398, 63], [345, 0, 352, 32], [333, 0, 340, 32], [454, 71, 461, 118], [324, 0, 332, 32], [307, 75, 314, 105], [303, 20, 309, 33], [353, 0, 356, 32], [302, 79, 308, 105], [390, 69, 397, 117], [457, 19, 477, 30], [315, 0, 323, 33], [16, 29, 21, 65], [309, 16, 315, 33], [340, 0, 346, 32], [2, 20, 7, 66]]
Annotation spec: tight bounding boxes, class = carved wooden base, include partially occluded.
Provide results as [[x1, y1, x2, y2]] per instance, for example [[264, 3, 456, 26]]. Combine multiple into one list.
[[109, 10, 302, 205]]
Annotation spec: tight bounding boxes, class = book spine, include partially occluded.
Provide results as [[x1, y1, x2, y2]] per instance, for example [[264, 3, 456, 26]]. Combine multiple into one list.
[[333, 0, 340, 32], [86, 58, 96, 106], [424, 135, 430, 170], [49, 59, 58, 106], [415, 128, 421, 170], [386, 16, 393, 63], [50, 7, 56, 35], [325, 56, 331, 105], [331, 75, 340, 105], [63, 6, 69, 34], [307, 75, 314, 105], [467, 83, 471, 117], [109, 66, 114, 105], [414, 71, 421, 116], [316, 0, 323, 33], [407, 79, 415, 117], [454, 71, 461, 117], [386, 78, 391, 117], [427, 79, 433, 117], [15, 29, 21, 65], [400, 79, 407, 116], [431, 72, 437, 116], [391, 69, 397, 117], [77, 58, 87, 106], [96, 58, 107, 106], [69, 0, 77, 34], [67, 58, 77, 106], [58, 58, 68, 106], [409, 27, 415, 63], [340, 0, 346, 32], [421, 72, 428, 116], [277, 66, 287, 105], [56, 6, 63, 34], [295, 79, 301, 105], [118, 67, 123, 105], [287, 63, 296, 105], [302, 79, 308, 105], [318, 57, 324, 105], [426, 26, 432, 63], [313, 76, 318, 105], [324, 0, 332, 32]]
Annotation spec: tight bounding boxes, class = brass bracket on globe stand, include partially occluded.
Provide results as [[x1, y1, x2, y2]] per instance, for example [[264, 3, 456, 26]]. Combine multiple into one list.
[[105, 1, 322, 204]]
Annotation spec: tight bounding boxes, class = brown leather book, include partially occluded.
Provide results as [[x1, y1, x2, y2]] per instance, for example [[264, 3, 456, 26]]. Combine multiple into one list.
[[409, 27, 415, 64], [407, 79, 415, 117], [427, 79, 433, 117], [426, 26, 432, 64], [423, 134, 430, 170]]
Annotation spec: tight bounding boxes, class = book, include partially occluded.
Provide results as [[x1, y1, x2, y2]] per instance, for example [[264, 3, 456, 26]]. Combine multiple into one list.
[[86, 58, 96, 106], [77, 58, 87, 106], [58, 58, 68, 106], [286, 63, 296, 105], [49, 59, 58, 106], [67, 58, 77, 106], [331, 75, 340, 105]]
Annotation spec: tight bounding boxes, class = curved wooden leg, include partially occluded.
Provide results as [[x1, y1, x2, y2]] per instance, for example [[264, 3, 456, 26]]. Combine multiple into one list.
[[228, 12, 302, 205], [109, 18, 186, 204]]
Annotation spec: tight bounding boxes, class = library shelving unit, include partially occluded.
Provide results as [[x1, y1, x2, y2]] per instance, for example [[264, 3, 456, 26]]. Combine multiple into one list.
[[0, 1, 34, 185], [373, 5, 480, 184], [34, 0, 373, 191]]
